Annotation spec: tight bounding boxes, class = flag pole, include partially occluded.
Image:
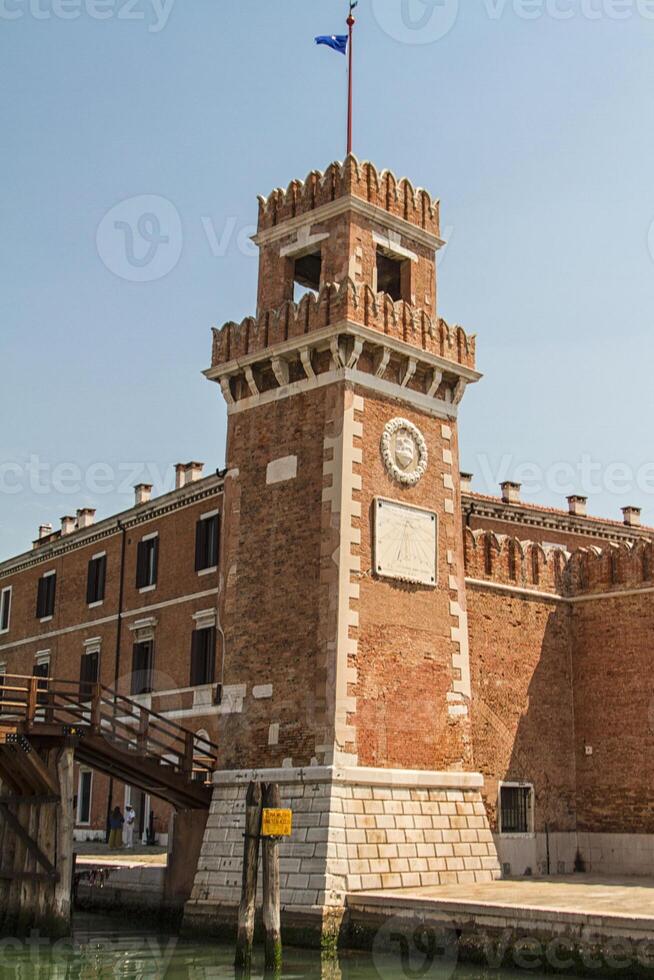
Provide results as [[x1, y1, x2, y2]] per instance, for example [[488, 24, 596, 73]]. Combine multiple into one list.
[[346, 3, 355, 156]]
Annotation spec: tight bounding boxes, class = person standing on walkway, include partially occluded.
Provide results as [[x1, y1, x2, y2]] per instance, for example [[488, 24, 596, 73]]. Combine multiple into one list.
[[108, 806, 124, 849], [123, 804, 136, 848]]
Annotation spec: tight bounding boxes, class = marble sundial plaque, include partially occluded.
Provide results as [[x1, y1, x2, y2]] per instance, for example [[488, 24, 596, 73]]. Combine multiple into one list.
[[374, 497, 437, 587]]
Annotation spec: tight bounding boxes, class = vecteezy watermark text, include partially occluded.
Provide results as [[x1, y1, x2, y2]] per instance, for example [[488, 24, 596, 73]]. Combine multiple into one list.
[[372, 0, 654, 45], [96, 194, 258, 282], [474, 452, 654, 499], [0, 0, 175, 32], [0, 457, 180, 497]]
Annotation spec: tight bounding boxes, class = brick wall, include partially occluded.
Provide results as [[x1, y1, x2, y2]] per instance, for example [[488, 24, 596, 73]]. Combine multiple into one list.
[[572, 592, 654, 834], [217, 386, 331, 770], [467, 585, 576, 833], [355, 392, 472, 771]]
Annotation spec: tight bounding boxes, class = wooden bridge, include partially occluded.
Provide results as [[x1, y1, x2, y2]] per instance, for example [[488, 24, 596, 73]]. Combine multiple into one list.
[[0, 673, 219, 934]]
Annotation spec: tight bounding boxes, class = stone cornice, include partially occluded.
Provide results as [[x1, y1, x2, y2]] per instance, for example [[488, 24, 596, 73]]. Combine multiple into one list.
[[212, 765, 484, 790], [462, 494, 649, 544], [253, 194, 446, 252], [205, 320, 480, 419], [205, 320, 481, 386], [0, 475, 224, 579]]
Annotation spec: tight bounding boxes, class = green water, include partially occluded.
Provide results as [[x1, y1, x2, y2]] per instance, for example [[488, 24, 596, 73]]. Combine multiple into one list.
[[0, 914, 574, 979]]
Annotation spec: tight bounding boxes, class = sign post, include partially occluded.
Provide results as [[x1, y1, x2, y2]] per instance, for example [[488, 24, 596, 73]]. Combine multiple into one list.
[[262, 786, 290, 974]]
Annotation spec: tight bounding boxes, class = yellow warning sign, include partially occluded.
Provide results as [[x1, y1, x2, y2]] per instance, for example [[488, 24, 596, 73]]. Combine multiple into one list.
[[261, 808, 293, 837]]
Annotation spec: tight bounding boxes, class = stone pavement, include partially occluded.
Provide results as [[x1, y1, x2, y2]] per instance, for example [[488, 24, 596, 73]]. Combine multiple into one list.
[[74, 841, 167, 867], [358, 874, 654, 919]]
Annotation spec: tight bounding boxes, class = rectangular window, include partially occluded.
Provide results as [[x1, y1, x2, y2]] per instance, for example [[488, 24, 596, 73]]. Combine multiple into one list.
[[80, 650, 100, 699], [33, 655, 50, 708], [293, 250, 322, 302], [131, 640, 154, 695], [195, 514, 220, 572], [86, 554, 107, 605], [0, 587, 11, 633], [190, 627, 216, 687], [499, 784, 534, 835], [36, 572, 56, 619], [136, 536, 158, 590], [77, 770, 93, 825], [376, 249, 410, 303]]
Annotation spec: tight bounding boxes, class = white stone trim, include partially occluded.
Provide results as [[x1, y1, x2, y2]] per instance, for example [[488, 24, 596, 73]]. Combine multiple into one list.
[[279, 226, 330, 258], [373, 229, 419, 263], [0, 586, 12, 635], [466, 578, 563, 602], [192, 608, 217, 630], [0, 587, 220, 654], [224, 366, 460, 421], [439, 436, 471, 708], [123, 588, 220, 620], [266, 455, 298, 485], [253, 194, 446, 252], [321, 391, 364, 765], [211, 765, 485, 790]]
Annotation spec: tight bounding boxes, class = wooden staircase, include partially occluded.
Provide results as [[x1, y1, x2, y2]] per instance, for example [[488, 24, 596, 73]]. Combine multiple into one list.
[[0, 674, 219, 809]]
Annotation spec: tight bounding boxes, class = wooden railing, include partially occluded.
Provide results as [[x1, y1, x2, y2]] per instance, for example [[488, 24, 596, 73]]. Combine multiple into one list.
[[0, 674, 219, 784]]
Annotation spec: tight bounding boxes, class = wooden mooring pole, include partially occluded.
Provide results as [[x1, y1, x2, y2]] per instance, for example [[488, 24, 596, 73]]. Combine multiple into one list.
[[234, 781, 262, 972], [262, 783, 282, 974]]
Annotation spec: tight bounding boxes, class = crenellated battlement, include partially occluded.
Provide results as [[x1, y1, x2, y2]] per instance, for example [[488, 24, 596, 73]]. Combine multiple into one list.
[[464, 528, 567, 595], [257, 155, 441, 237], [465, 528, 654, 598], [211, 278, 475, 371]]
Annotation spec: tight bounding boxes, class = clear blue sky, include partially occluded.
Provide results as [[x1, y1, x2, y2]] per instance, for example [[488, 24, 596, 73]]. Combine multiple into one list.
[[2, 0, 654, 559]]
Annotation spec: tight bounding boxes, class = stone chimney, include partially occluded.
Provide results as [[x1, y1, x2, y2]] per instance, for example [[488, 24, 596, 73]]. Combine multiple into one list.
[[76, 508, 96, 530], [622, 506, 642, 528], [500, 481, 521, 505], [61, 515, 76, 535], [460, 472, 473, 494], [185, 461, 205, 484], [568, 495, 588, 517], [38, 523, 53, 540], [175, 464, 186, 490], [134, 484, 153, 506]]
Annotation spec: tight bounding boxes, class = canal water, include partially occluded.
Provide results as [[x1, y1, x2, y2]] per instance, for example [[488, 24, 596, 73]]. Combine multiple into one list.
[[0, 913, 573, 979]]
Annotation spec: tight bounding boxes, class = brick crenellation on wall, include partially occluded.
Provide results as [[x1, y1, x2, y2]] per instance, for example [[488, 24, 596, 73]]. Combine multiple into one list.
[[256, 156, 441, 236], [211, 279, 475, 372]]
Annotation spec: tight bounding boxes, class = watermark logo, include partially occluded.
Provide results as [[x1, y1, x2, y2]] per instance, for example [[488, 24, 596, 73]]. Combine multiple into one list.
[[0, 0, 175, 32], [372, 0, 460, 44], [372, 914, 459, 979], [96, 194, 182, 282]]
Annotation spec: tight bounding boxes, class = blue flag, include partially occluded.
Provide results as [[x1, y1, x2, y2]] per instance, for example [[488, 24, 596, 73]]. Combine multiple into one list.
[[315, 34, 348, 55]]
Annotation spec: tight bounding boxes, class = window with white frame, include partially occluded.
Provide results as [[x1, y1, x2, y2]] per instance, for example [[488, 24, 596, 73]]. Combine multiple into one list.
[[36, 571, 56, 620], [77, 770, 93, 825], [136, 534, 158, 590], [499, 782, 534, 835], [195, 512, 220, 573], [0, 587, 11, 634]]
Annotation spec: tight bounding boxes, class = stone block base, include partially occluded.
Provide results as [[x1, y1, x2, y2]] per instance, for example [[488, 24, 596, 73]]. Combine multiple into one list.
[[185, 765, 501, 923]]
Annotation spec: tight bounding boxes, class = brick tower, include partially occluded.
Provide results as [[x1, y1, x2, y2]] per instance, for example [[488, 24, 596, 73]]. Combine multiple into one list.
[[186, 157, 500, 935]]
